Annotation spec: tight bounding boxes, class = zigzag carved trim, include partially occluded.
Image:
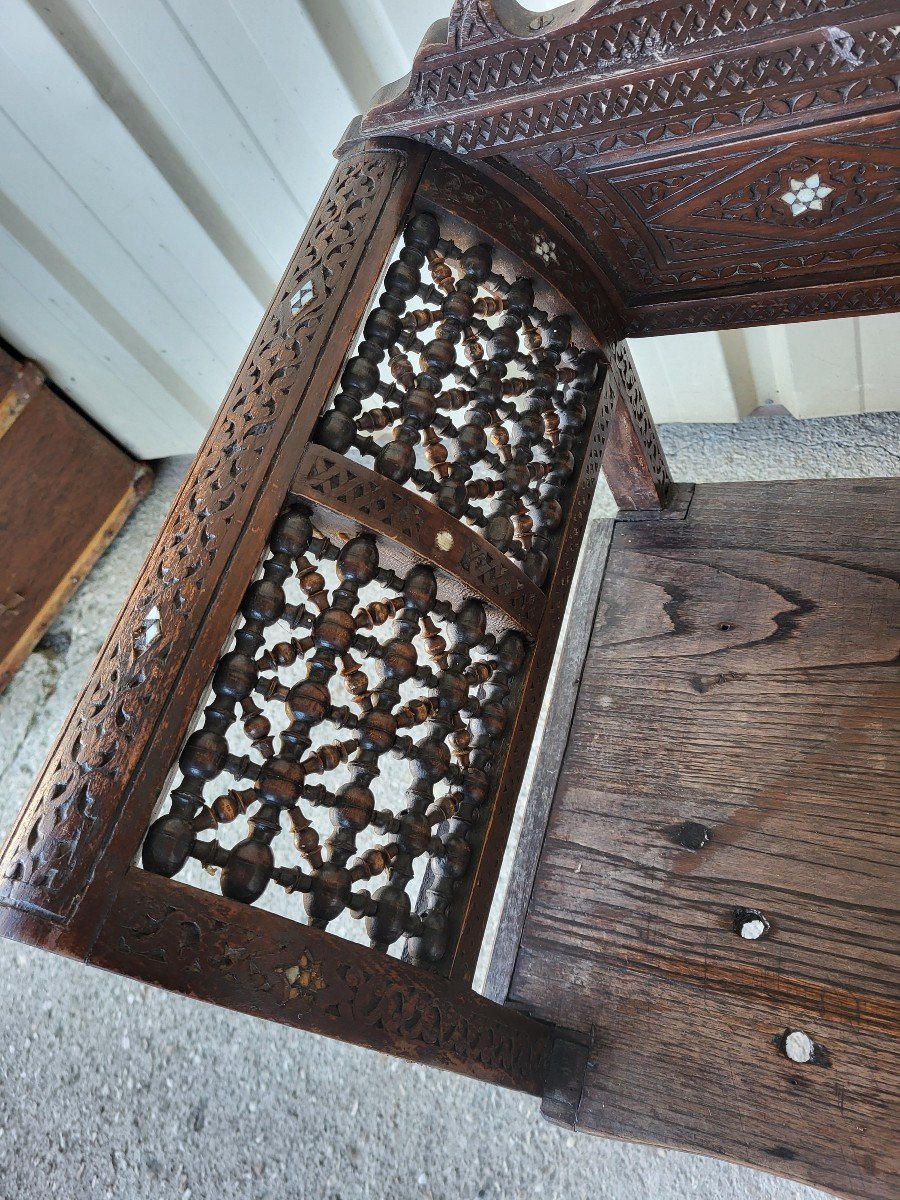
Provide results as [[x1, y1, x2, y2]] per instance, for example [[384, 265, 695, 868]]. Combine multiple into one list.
[[628, 275, 900, 331], [361, 7, 899, 162], [290, 445, 545, 639]]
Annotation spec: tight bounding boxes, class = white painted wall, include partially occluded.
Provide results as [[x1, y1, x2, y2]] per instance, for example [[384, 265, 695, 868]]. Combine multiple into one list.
[[0, 0, 896, 457], [630, 315, 900, 423]]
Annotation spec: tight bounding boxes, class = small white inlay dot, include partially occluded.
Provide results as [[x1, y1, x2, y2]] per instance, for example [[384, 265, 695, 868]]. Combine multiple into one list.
[[740, 919, 767, 940], [784, 1030, 815, 1063], [435, 530, 454, 552]]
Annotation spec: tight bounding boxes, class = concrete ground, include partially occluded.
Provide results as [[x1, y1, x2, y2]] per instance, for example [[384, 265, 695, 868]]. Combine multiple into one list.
[[0, 411, 896, 1200]]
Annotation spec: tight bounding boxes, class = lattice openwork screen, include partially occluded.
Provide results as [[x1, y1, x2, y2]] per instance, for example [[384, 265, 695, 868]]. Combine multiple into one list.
[[141, 206, 610, 966], [313, 212, 603, 587]]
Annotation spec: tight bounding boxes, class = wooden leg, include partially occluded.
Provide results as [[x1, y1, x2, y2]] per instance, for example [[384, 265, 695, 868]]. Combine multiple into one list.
[[602, 393, 668, 510], [601, 340, 673, 512]]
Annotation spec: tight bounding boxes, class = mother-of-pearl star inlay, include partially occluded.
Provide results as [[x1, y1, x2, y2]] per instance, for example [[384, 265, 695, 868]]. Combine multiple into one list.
[[780, 173, 833, 217]]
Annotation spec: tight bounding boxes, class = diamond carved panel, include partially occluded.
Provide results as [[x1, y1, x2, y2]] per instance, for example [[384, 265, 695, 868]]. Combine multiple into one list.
[[529, 125, 900, 298]]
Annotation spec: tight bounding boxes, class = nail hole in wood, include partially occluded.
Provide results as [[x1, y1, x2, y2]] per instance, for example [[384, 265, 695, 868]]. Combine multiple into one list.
[[719, 622, 734, 631], [670, 821, 711, 850], [768, 1146, 797, 1161]]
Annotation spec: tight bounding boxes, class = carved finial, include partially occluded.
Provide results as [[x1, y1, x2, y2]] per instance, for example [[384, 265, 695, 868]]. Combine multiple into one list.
[[448, 0, 506, 49]]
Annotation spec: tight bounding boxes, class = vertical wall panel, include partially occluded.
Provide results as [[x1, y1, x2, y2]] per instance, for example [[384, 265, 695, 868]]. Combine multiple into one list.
[[858, 315, 900, 413], [0, 0, 896, 458], [628, 333, 743, 424]]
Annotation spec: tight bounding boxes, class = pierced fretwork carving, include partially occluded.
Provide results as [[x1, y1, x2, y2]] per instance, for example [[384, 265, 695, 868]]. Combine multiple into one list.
[[139, 203, 614, 975], [143, 508, 530, 967], [0, 148, 412, 922], [313, 211, 605, 591]]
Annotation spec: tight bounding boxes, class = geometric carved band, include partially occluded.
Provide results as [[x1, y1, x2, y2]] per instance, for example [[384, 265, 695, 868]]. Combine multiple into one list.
[[291, 445, 545, 638], [91, 867, 552, 1094], [363, 5, 900, 166], [628, 278, 900, 335], [356, 3, 900, 335]]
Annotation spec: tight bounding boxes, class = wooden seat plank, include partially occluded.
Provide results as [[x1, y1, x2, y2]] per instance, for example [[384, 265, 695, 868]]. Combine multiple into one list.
[[509, 478, 900, 1200]]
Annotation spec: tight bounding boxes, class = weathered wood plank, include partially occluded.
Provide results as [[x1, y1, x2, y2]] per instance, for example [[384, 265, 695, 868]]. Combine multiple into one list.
[[610, 478, 900, 555], [483, 517, 614, 1004], [510, 478, 900, 1200], [0, 350, 150, 693]]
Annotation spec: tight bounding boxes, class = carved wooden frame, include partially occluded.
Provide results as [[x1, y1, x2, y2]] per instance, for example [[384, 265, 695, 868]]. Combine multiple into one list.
[[3, 0, 895, 1112], [0, 135, 668, 1093], [357, 0, 900, 334]]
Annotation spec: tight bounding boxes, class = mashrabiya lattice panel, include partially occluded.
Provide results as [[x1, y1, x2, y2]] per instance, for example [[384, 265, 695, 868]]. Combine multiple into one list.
[[313, 211, 604, 591], [0, 148, 409, 923], [142, 506, 529, 966]]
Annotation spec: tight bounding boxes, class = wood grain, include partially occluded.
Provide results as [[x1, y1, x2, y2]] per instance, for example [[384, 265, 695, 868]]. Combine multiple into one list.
[[0, 350, 149, 693], [89, 866, 553, 1096], [510, 478, 900, 1200], [0, 145, 614, 1096], [484, 516, 614, 1004]]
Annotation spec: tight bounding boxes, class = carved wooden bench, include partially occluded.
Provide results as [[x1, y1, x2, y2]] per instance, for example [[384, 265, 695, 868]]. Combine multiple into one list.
[[1, 4, 897, 1197]]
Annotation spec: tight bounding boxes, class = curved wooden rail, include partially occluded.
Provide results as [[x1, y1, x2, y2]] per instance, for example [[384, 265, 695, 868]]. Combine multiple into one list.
[[290, 443, 546, 638]]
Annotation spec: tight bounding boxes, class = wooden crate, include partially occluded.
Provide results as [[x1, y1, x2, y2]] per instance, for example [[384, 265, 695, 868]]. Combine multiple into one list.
[[0, 348, 152, 692]]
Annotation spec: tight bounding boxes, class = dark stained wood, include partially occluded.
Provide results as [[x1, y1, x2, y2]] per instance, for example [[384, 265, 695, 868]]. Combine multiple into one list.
[[509, 478, 900, 1200], [136, 197, 619, 982], [0, 144, 427, 952], [1, 2, 897, 1164], [411, 154, 675, 519], [602, 340, 674, 509], [0, 349, 150, 694], [540, 1030, 591, 1128], [290, 444, 547, 639], [414, 151, 624, 346], [613, 482, 695, 521], [601, 395, 665, 511], [0, 138, 622, 1094], [355, 1, 900, 335], [89, 866, 552, 1095]]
